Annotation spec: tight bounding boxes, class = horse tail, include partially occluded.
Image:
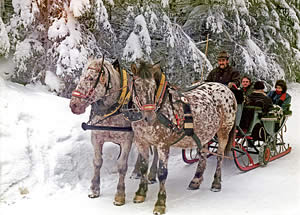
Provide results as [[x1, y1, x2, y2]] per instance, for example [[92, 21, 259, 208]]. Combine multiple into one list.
[[225, 121, 236, 155]]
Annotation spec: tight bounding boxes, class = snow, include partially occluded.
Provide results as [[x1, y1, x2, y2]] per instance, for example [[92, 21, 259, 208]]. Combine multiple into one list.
[[44, 71, 62, 92], [0, 75, 300, 215], [123, 15, 152, 62]]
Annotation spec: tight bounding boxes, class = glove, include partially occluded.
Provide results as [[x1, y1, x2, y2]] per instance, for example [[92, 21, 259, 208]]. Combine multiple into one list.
[[228, 82, 237, 89]]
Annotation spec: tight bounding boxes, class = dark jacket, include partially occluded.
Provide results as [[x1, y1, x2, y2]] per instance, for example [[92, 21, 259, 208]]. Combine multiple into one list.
[[247, 92, 273, 114], [239, 92, 273, 130], [267, 90, 291, 111], [206, 65, 240, 86]]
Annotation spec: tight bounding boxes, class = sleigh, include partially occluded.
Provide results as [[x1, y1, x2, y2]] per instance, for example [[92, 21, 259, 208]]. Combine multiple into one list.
[[182, 104, 292, 171]]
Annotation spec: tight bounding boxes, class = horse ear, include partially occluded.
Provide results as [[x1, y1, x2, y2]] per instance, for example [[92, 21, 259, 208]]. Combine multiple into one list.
[[112, 59, 121, 73], [131, 63, 138, 75], [153, 64, 162, 80]]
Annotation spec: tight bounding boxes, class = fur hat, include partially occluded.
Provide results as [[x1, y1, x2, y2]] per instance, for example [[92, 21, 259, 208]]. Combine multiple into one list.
[[253, 81, 265, 90], [275, 80, 287, 93], [217, 51, 229, 59]]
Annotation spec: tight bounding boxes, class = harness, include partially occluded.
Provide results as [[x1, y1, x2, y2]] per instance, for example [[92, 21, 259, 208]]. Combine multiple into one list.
[[72, 58, 132, 131], [156, 90, 202, 151], [133, 73, 202, 151]]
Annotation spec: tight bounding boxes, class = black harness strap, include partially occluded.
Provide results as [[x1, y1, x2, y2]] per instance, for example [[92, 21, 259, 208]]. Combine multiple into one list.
[[156, 89, 202, 151]]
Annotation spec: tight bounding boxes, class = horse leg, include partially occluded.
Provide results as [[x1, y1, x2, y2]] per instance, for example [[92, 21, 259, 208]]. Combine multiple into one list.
[[133, 144, 149, 203], [130, 153, 142, 179], [188, 144, 208, 190], [153, 146, 169, 215], [114, 136, 133, 206], [211, 131, 228, 192], [148, 146, 158, 184], [89, 133, 103, 198]]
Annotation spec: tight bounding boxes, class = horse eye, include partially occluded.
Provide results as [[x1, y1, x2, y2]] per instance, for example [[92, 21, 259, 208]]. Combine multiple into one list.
[[89, 77, 94, 81]]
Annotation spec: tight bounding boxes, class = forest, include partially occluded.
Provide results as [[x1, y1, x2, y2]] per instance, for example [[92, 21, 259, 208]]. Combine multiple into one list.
[[0, 0, 299, 97]]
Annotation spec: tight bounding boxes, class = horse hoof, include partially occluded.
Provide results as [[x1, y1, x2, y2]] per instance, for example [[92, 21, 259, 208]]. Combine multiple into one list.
[[88, 193, 100, 198], [210, 186, 221, 192], [133, 195, 145, 203], [188, 181, 200, 190], [113, 195, 125, 206], [153, 205, 166, 215]]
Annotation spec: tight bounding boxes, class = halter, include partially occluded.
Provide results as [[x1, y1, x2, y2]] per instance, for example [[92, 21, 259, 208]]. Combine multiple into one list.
[[133, 72, 168, 112], [72, 56, 109, 102]]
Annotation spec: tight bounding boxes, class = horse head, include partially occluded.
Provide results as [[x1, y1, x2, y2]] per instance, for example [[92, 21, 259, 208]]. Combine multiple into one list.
[[70, 57, 119, 114], [131, 61, 165, 125]]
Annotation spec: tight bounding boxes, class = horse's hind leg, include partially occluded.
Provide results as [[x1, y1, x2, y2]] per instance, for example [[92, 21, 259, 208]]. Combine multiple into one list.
[[114, 136, 133, 206], [130, 153, 142, 179], [211, 131, 228, 192], [148, 146, 158, 184], [188, 144, 208, 190], [89, 133, 103, 198]]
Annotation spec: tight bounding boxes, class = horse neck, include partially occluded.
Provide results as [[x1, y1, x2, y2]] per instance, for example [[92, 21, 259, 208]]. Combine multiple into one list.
[[158, 89, 179, 120], [102, 66, 122, 108]]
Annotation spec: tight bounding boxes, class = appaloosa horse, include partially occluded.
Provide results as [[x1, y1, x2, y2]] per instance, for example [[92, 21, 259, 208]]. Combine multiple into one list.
[[130, 62, 237, 214], [69, 58, 157, 206]]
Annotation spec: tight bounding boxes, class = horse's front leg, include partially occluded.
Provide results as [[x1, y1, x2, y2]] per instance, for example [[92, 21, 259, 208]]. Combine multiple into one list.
[[153, 146, 169, 215], [114, 134, 133, 206], [133, 144, 149, 203], [188, 144, 207, 190], [89, 132, 103, 198], [148, 146, 158, 183]]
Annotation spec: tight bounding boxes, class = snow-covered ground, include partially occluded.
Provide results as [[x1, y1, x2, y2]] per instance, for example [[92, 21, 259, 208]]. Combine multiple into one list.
[[0, 77, 300, 215]]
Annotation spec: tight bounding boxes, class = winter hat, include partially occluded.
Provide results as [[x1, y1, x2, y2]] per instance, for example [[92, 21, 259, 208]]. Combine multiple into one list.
[[275, 80, 287, 93], [217, 51, 229, 59], [253, 81, 265, 90]]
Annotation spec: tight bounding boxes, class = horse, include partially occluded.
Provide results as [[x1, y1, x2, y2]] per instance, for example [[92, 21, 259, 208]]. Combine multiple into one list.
[[130, 62, 237, 214], [69, 58, 158, 206]]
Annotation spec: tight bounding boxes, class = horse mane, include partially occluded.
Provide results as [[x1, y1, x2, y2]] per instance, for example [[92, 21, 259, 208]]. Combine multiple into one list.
[[137, 61, 153, 79], [136, 61, 162, 87]]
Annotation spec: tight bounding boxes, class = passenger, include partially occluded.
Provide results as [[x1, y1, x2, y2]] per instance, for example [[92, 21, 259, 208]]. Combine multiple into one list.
[[239, 81, 273, 130], [206, 50, 243, 103], [267, 80, 291, 111], [246, 81, 273, 114], [240, 75, 253, 101]]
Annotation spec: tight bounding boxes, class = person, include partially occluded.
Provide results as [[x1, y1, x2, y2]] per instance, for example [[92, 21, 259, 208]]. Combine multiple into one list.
[[246, 81, 273, 113], [239, 81, 273, 130], [240, 75, 253, 101], [206, 50, 240, 88], [206, 50, 243, 104], [267, 80, 291, 111]]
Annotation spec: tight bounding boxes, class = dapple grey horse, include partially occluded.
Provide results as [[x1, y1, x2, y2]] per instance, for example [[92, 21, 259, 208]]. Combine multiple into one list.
[[130, 62, 237, 214], [69, 58, 158, 206]]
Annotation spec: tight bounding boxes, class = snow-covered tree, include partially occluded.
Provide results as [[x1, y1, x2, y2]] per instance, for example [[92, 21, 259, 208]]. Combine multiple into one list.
[[0, 17, 10, 57]]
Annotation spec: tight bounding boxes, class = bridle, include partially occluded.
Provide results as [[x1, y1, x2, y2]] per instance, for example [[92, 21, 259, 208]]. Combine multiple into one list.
[[72, 56, 110, 103], [133, 72, 168, 112]]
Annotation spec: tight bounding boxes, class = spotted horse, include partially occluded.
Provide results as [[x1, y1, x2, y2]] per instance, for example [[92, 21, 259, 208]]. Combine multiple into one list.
[[130, 62, 237, 214], [69, 57, 158, 206]]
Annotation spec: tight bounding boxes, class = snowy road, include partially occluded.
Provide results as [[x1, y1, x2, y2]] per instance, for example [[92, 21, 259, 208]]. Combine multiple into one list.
[[0, 79, 299, 215]]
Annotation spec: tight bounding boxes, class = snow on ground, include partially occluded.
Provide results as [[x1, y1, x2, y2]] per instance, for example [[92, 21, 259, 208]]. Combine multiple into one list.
[[0, 77, 300, 215]]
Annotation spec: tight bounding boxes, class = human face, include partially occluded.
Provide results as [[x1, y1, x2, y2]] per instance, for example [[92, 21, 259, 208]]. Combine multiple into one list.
[[218, 58, 229, 69], [241, 78, 251, 88], [276, 85, 283, 92]]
